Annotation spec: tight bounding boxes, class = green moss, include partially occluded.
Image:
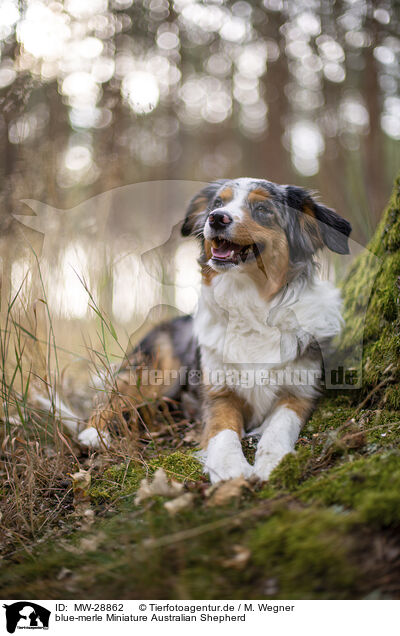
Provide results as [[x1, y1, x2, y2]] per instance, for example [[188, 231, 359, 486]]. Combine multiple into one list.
[[249, 507, 357, 599], [299, 451, 400, 527], [382, 385, 400, 410], [90, 451, 203, 504], [258, 397, 369, 497], [364, 410, 400, 447], [148, 451, 204, 482], [267, 447, 313, 490], [305, 398, 354, 435], [1, 449, 396, 600], [0, 493, 362, 600], [340, 176, 400, 407], [89, 461, 145, 504]]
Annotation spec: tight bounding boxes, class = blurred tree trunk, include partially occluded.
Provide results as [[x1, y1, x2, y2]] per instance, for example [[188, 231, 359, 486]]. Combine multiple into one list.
[[363, 17, 387, 226], [257, 13, 289, 183]]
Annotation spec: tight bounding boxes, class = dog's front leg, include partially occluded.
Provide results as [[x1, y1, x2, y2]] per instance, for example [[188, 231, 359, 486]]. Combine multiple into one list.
[[201, 390, 252, 484], [252, 396, 313, 482]]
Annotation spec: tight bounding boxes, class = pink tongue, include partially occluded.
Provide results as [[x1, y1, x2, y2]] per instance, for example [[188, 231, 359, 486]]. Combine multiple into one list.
[[212, 244, 232, 258]]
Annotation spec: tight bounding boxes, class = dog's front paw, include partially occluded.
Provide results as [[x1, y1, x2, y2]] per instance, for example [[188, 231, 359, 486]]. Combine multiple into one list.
[[208, 456, 253, 484], [203, 430, 253, 484], [78, 426, 110, 449], [252, 452, 284, 483]]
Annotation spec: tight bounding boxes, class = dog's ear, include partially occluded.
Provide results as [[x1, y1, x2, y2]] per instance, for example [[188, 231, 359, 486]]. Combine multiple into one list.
[[286, 185, 352, 255], [181, 181, 227, 238], [312, 201, 352, 254]]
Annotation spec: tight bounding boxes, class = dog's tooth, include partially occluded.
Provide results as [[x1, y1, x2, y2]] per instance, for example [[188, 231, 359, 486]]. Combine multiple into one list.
[[230, 250, 235, 258]]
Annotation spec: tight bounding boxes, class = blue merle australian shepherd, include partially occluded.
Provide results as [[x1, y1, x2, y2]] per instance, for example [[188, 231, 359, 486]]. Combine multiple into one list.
[[77, 178, 351, 483]]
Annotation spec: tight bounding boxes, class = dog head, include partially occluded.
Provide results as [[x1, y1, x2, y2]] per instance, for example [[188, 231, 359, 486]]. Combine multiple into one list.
[[181, 178, 351, 289]]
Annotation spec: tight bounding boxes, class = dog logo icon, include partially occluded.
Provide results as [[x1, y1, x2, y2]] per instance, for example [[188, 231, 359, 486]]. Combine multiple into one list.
[[3, 602, 50, 633]]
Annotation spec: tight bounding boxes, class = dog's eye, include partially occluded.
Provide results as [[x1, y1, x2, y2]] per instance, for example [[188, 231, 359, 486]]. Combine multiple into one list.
[[254, 203, 270, 213], [213, 197, 223, 209], [253, 202, 275, 224]]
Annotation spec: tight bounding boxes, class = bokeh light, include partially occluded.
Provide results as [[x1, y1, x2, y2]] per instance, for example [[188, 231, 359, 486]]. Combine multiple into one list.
[[0, 0, 399, 254]]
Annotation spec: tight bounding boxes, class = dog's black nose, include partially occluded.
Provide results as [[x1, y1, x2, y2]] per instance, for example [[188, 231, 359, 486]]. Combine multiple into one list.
[[208, 211, 233, 228]]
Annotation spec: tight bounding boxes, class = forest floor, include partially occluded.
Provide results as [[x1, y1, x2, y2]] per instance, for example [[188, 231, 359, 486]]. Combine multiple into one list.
[[1, 390, 400, 600]]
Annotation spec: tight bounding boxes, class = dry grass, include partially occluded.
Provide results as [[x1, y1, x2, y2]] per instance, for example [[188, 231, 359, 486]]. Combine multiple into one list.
[[0, 258, 184, 558], [0, 396, 199, 559]]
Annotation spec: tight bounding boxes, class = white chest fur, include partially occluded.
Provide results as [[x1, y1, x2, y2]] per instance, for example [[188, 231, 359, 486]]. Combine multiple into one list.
[[194, 268, 343, 426]]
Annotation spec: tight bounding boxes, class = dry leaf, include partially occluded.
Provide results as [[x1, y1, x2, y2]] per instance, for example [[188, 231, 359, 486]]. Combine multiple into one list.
[[71, 469, 91, 495], [221, 544, 251, 569], [134, 468, 184, 504], [82, 508, 95, 523], [79, 531, 106, 553], [183, 429, 201, 444], [56, 568, 73, 581], [71, 469, 93, 520], [164, 492, 194, 515], [207, 476, 250, 507]]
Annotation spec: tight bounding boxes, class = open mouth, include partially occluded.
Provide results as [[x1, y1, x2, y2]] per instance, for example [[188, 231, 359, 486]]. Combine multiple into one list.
[[211, 238, 263, 265]]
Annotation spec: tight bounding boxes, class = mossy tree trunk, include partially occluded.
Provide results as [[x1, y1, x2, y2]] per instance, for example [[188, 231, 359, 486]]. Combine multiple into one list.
[[340, 175, 400, 409]]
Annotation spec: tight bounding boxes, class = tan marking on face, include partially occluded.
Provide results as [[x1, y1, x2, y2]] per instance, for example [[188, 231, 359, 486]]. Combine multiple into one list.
[[202, 239, 219, 285], [219, 187, 233, 203], [276, 395, 314, 422], [204, 237, 212, 260], [228, 207, 290, 300], [248, 188, 270, 204], [201, 385, 252, 446]]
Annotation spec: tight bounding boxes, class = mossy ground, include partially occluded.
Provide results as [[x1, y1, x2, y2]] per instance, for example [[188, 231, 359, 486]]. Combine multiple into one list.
[[2, 396, 400, 600], [1, 179, 400, 600], [89, 451, 205, 504]]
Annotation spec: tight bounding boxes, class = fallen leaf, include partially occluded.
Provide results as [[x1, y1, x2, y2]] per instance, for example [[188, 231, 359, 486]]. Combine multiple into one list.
[[56, 568, 73, 581], [79, 531, 106, 553], [71, 469, 93, 520], [55, 567, 80, 594], [164, 492, 194, 515], [134, 468, 184, 504], [207, 476, 251, 507], [221, 544, 251, 569], [71, 469, 91, 497], [183, 429, 201, 444], [82, 508, 95, 523]]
